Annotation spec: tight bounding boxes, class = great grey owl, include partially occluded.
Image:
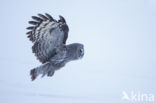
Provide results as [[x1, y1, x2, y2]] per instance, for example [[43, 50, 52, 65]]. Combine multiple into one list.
[[26, 13, 84, 81]]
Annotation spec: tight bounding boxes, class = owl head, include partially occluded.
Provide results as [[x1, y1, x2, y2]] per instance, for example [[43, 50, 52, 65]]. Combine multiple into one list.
[[66, 43, 84, 60]]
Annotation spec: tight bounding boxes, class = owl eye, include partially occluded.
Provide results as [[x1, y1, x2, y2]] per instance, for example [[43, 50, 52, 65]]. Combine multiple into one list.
[[78, 48, 84, 59], [80, 49, 82, 53], [80, 48, 83, 54]]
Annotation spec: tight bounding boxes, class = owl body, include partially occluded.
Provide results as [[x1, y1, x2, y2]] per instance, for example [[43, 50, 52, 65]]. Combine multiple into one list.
[[31, 43, 84, 80], [26, 13, 84, 81]]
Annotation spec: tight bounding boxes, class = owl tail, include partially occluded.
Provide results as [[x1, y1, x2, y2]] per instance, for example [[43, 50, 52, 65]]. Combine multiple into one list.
[[30, 68, 37, 81], [30, 62, 55, 81]]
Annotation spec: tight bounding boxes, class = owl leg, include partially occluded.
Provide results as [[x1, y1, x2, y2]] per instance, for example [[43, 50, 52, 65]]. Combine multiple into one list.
[[47, 70, 55, 77]]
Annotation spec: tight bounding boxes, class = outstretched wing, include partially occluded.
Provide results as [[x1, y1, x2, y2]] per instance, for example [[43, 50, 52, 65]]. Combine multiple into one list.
[[26, 13, 69, 63]]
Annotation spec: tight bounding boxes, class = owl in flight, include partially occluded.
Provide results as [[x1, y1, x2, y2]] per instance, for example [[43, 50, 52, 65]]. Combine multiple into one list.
[[26, 13, 84, 81]]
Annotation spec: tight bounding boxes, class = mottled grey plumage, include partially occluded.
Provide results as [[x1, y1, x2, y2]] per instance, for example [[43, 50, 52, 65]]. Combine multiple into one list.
[[26, 13, 84, 81]]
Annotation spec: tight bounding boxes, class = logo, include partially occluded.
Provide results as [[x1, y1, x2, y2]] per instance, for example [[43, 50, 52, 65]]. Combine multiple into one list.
[[122, 91, 155, 102]]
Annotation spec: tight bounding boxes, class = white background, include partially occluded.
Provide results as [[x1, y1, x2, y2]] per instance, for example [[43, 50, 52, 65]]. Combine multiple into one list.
[[0, 0, 155, 103]]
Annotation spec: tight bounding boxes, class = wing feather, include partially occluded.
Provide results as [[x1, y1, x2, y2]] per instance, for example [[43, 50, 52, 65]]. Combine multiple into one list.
[[26, 13, 69, 63], [32, 16, 43, 21]]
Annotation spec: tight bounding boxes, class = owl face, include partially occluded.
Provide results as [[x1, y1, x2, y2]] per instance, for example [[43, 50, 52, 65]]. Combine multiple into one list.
[[66, 43, 84, 60], [77, 45, 84, 59], [73, 43, 84, 60]]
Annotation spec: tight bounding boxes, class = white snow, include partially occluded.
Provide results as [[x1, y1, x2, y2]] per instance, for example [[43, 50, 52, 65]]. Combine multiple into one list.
[[0, 0, 156, 103]]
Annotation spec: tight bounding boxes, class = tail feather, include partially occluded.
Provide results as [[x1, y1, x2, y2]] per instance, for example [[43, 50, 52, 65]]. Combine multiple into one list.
[[30, 62, 55, 81], [30, 68, 37, 81]]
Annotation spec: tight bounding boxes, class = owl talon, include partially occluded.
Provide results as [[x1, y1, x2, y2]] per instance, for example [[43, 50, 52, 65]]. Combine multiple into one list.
[[47, 71, 54, 77]]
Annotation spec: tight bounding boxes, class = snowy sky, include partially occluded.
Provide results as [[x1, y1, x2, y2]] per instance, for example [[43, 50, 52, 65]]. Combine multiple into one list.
[[0, 0, 156, 103]]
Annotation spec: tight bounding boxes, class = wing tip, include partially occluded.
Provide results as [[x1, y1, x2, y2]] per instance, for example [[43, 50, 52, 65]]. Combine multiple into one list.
[[58, 15, 66, 23]]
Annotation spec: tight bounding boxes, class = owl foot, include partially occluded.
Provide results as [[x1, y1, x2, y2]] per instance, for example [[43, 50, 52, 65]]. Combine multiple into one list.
[[47, 71, 55, 77]]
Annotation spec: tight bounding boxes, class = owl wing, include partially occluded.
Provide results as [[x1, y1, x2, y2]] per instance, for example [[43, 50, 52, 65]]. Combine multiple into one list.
[[26, 13, 69, 63]]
